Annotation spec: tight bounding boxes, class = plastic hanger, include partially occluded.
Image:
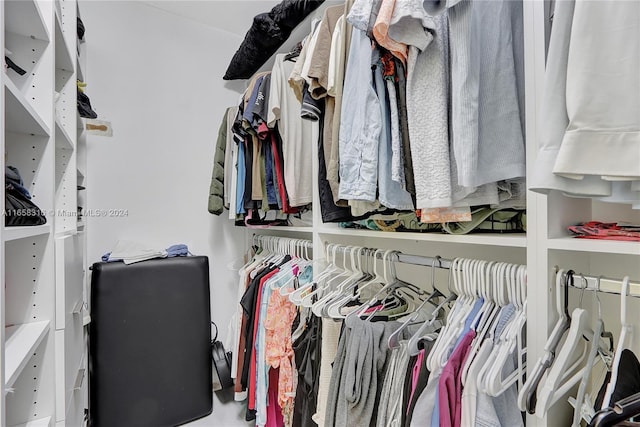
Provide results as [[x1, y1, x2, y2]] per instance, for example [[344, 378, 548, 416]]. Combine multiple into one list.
[[328, 249, 390, 319], [289, 243, 338, 305], [428, 258, 476, 371], [463, 261, 505, 387], [535, 306, 591, 416], [519, 269, 573, 413], [571, 275, 607, 427], [481, 264, 528, 397], [322, 248, 382, 318], [294, 243, 348, 307], [601, 276, 632, 408], [388, 256, 445, 349]]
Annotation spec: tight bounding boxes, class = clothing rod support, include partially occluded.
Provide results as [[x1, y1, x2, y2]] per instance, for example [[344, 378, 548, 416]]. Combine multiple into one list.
[[564, 271, 640, 298]]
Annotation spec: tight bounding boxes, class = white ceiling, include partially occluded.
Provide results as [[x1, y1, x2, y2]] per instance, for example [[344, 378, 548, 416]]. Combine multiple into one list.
[[141, 1, 281, 37]]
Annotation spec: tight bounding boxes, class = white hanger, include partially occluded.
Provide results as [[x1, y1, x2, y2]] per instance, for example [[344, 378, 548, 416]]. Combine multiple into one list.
[[289, 243, 338, 305], [389, 256, 446, 350], [535, 306, 590, 416], [601, 276, 633, 408], [518, 269, 572, 412], [481, 264, 528, 397], [428, 258, 476, 372], [461, 261, 502, 386], [313, 246, 368, 315], [571, 275, 606, 427]]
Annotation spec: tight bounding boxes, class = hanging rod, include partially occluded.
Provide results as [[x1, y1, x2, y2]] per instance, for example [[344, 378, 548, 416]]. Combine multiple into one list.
[[326, 244, 452, 270], [562, 270, 640, 298], [253, 234, 313, 248]]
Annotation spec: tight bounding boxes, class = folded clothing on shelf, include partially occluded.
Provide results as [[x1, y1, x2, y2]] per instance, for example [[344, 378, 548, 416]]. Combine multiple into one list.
[[5, 166, 46, 226], [568, 221, 640, 241]]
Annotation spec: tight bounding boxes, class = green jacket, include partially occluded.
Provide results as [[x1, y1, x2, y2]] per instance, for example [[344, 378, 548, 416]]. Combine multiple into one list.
[[208, 108, 232, 215]]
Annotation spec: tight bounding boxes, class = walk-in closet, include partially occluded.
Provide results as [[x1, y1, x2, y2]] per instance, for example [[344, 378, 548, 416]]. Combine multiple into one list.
[[0, 1, 638, 426]]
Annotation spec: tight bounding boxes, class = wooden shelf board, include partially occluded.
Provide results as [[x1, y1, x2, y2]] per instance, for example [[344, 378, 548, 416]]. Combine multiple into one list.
[[4, 224, 52, 242], [5, 0, 50, 41], [317, 226, 527, 247], [5, 321, 50, 388], [548, 237, 640, 256], [4, 77, 51, 137]]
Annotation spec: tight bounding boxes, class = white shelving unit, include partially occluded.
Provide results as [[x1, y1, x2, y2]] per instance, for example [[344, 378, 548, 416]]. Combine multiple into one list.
[[1, 0, 87, 426]]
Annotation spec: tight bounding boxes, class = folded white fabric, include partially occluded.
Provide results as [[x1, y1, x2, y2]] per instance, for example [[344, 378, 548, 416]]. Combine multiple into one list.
[[108, 240, 167, 265]]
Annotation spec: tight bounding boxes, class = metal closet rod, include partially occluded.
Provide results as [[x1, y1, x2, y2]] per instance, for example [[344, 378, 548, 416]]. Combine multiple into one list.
[[327, 244, 453, 270], [253, 234, 313, 249], [562, 270, 640, 298]]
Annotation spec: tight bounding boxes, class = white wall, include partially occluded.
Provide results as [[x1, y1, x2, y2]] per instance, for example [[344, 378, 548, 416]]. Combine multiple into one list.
[[82, 1, 251, 424]]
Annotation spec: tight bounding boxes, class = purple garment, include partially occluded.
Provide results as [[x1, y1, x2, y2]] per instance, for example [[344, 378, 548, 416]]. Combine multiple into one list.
[[438, 330, 476, 427]]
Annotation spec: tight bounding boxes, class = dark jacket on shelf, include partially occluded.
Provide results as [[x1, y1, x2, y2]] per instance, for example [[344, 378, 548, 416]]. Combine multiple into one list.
[[223, 0, 325, 80]]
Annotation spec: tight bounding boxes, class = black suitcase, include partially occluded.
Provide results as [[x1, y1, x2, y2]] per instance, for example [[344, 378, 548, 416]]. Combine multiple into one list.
[[89, 256, 212, 426]]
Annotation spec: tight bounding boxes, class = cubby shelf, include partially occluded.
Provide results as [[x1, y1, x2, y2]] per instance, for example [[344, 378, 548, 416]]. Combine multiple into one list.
[[4, 77, 51, 137], [54, 9, 74, 75], [4, 321, 50, 388], [5, 0, 49, 41], [3, 224, 52, 242]]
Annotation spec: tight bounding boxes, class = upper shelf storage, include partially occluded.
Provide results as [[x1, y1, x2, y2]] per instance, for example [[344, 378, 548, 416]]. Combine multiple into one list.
[[4, 0, 49, 41], [4, 76, 51, 136]]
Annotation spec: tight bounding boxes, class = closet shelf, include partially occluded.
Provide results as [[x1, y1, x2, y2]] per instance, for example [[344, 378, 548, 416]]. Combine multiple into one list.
[[4, 321, 50, 388], [4, 0, 50, 41], [10, 416, 52, 427], [4, 77, 51, 137], [317, 227, 527, 247], [54, 8, 74, 75], [3, 224, 52, 242], [547, 237, 640, 256], [55, 119, 74, 151], [252, 226, 313, 234]]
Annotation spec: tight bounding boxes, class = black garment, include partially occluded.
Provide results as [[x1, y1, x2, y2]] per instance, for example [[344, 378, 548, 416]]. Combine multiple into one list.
[[292, 313, 322, 427], [224, 0, 326, 80], [243, 136, 254, 211], [394, 58, 415, 197], [5, 56, 26, 75], [316, 99, 353, 223], [301, 83, 322, 121], [254, 74, 272, 131], [596, 350, 640, 410], [239, 264, 273, 391], [403, 341, 433, 427]]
